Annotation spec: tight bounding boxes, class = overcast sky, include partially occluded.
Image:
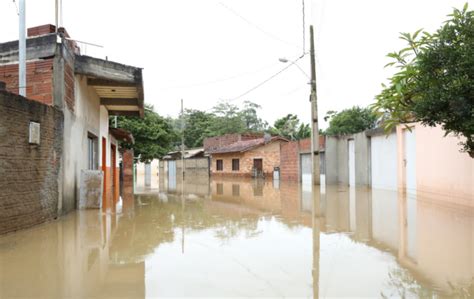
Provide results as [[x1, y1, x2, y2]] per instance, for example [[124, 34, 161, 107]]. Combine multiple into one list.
[[1, 0, 472, 128]]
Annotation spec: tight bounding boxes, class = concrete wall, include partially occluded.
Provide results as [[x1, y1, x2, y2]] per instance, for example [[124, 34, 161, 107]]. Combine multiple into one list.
[[0, 91, 63, 234], [326, 133, 369, 186], [405, 124, 474, 207], [370, 132, 397, 191]]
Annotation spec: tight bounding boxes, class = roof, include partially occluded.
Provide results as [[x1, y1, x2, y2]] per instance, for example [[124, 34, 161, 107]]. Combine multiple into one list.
[[75, 55, 144, 117], [163, 148, 205, 160], [207, 136, 288, 154]]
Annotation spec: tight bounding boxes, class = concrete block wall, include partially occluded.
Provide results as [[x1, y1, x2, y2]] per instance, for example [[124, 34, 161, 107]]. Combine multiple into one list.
[[0, 90, 63, 234]]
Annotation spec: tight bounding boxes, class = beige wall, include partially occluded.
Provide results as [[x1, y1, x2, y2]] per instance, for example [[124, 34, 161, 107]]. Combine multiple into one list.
[[210, 141, 282, 177], [397, 124, 474, 207]]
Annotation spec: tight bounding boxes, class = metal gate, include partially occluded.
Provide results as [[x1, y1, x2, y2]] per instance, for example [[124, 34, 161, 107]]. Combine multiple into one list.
[[300, 153, 312, 185], [167, 160, 176, 191], [348, 139, 355, 186]]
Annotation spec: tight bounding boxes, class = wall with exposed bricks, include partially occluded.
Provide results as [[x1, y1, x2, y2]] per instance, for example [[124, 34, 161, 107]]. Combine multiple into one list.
[[0, 59, 54, 105], [0, 90, 63, 234]]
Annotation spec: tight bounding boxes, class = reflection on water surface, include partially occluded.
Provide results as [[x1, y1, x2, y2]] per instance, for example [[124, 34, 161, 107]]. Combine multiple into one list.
[[0, 176, 472, 298]]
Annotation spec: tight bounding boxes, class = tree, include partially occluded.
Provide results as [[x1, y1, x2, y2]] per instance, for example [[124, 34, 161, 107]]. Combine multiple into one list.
[[239, 101, 268, 131], [183, 109, 216, 148], [211, 102, 246, 135], [372, 4, 474, 157], [324, 106, 377, 136], [115, 105, 178, 163], [269, 114, 311, 140]]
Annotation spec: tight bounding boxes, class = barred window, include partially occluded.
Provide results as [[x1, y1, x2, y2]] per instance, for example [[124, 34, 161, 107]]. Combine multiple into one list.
[[232, 159, 239, 171], [216, 159, 223, 171]]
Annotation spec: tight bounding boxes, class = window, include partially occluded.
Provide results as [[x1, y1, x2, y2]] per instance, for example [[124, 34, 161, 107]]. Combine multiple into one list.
[[216, 159, 223, 171], [87, 133, 98, 170], [232, 159, 240, 171]]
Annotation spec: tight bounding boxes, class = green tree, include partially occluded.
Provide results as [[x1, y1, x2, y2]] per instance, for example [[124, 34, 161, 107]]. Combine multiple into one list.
[[269, 114, 311, 140], [372, 4, 474, 157], [239, 101, 268, 131], [183, 109, 216, 148], [324, 106, 377, 136], [210, 102, 246, 135], [115, 105, 178, 162]]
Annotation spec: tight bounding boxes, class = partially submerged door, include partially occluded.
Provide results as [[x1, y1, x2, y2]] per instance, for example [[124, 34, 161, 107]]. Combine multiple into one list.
[[168, 160, 176, 191], [253, 159, 263, 177], [110, 144, 117, 202], [404, 128, 417, 195], [348, 139, 355, 186], [300, 153, 312, 185]]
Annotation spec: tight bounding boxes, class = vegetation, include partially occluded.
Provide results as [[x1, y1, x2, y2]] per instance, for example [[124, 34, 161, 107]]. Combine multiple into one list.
[[268, 114, 311, 140], [324, 106, 377, 136], [114, 101, 312, 161], [115, 105, 178, 163], [372, 4, 474, 157]]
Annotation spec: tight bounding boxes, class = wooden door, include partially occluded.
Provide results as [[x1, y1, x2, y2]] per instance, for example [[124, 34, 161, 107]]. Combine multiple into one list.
[[253, 159, 263, 177]]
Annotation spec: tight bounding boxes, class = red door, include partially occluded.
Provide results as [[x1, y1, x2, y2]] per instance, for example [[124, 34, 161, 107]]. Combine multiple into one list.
[[102, 137, 107, 208], [111, 144, 117, 202]]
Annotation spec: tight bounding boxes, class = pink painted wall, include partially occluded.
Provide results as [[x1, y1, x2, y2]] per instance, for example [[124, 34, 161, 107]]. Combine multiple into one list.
[[398, 123, 474, 207]]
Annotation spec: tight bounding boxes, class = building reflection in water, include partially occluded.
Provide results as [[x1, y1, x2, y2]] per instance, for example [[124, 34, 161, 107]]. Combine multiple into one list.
[[0, 175, 472, 298]]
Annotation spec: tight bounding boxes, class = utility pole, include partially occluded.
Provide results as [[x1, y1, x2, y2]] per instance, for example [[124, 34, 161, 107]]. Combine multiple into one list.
[[309, 25, 320, 185], [19, 0, 26, 96], [180, 99, 185, 180]]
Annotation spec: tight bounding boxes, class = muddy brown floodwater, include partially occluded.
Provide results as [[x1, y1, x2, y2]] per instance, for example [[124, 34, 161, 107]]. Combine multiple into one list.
[[0, 176, 473, 298]]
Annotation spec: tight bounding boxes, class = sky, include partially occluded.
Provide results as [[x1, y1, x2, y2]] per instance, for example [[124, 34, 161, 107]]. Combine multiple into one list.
[[0, 0, 472, 128]]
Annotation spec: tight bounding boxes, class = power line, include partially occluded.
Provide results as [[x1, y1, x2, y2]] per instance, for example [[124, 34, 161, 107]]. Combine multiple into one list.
[[157, 62, 282, 91], [226, 53, 308, 103], [12, 0, 19, 15], [219, 2, 302, 50]]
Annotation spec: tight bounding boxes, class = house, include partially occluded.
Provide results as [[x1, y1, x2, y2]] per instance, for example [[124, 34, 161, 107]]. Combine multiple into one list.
[[159, 147, 209, 180], [0, 24, 144, 215], [206, 135, 288, 178]]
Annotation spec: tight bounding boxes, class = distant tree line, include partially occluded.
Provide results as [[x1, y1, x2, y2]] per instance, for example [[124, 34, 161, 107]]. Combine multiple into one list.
[[114, 101, 312, 162]]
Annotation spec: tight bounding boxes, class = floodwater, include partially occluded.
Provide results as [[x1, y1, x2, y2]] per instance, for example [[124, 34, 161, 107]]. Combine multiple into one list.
[[0, 176, 473, 298]]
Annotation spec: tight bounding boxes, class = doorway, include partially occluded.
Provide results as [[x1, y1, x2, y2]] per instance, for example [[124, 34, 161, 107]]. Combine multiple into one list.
[[111, 144, 117, 202], [102, 137, 107, 208], [403, 128, 417, 195], [348, 139, 355, 186], [253, 159, 263, 178]]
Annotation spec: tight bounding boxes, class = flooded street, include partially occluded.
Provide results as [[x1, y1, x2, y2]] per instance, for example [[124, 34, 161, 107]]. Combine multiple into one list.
[[0, 177, 473, 298]]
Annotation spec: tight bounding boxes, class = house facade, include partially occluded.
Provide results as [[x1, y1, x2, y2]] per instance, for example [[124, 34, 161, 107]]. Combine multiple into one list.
[[207, 136, 288, 178], [0, 24, 144, 215]]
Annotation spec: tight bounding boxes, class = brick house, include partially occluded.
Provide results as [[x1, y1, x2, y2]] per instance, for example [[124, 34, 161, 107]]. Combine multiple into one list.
[[0, 24, 144, 214], [207, 135, 288, 178]]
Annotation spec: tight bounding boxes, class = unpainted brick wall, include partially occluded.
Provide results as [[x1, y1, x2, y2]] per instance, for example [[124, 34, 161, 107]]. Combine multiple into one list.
[[0, 59, 54, 105], [0, 90, 63, 234], [203, 133, 263, 152]]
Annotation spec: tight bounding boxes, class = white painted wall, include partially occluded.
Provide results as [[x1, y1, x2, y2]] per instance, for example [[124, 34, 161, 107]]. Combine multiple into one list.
[[370, 133, 397, 191], [61, 76, 120, 212], [62, 76, 101, 212]]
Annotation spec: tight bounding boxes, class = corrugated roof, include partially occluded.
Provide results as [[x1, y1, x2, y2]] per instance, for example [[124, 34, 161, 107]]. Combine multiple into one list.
[[207, 137, 288, 154]]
